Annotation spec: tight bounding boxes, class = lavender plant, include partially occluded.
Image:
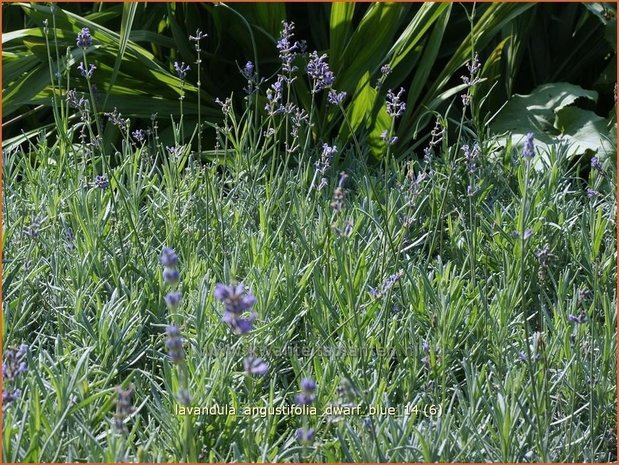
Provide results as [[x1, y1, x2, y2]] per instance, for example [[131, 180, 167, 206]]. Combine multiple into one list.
[[1, 5, 616, 464]]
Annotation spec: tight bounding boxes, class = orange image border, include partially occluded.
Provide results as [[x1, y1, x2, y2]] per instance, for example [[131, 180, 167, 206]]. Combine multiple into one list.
[[0, 1, 616, 464]]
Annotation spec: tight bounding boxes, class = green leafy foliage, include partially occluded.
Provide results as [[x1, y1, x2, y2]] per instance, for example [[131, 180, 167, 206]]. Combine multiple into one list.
[[4, 2, 614, 159], [490, 82, 615, 167]]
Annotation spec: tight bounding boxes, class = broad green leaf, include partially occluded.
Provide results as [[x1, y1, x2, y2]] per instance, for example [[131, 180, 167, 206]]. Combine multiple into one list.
[[403, 4, 451, 112], [554, 106, 614, 156], [474, 36, 511, 115], [399, 2, 535, 144], [336, 3, 403, 93], [490, 82, 612, 166], [340, 70, 391, 158], [2, 52, 40, 84], [329, 3, 355, 68], [105, 2, 138, 108]]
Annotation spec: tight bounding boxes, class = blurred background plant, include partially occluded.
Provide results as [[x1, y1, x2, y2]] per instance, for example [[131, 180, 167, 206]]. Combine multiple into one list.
[[3, 2, 616, 162]]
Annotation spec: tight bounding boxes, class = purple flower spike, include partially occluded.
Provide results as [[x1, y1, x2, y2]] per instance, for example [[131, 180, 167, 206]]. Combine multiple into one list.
[[77, 62, 96, 79], [522, 132, 535, 159], [386, 87, 406, 118], [214, 283, 257, 314], [277, 21, 301, 76], [295, 377, 317, 405], [160, 247, 179, 267], [327, 89, 347, 106], [222, 310, 256, 335], [307, 51, 335, 94], [568, 314, 587, 324], [76, 27, 92, 48], [165, 291, 182, 309], [215, 282, 258, 335], [244, 356, 269, 376], [242, 61, 255, 79], [174, 61, 191, 80], [94, 175, 109, 189], [296, 427, 315, 444], [165, 325, 184, 364], [163, 267, 180, 285]]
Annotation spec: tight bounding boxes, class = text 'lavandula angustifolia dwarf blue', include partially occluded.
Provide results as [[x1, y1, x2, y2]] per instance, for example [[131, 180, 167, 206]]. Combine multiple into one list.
[[214, 283, 257, 335], [2, 344, 28, 407]]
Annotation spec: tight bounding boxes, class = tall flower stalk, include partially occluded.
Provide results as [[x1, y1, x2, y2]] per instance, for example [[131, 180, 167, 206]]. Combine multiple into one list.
[[159, 246, 196, 462], [517, 134, 546, 461], [190, 29, 207, 160]]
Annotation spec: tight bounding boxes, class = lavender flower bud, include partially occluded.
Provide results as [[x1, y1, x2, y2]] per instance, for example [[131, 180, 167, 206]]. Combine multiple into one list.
[[165, 325, 184, 364], [76, 27, 92, 48], [94, 175, 109, 189], [327, 89, 347, 105], [244, 356, 269, 377], [386, 88, 406, 118], [522, 132, 535, 159], [295, 377, 317, 405], [163, 267, 180, 285], [173, 61, 191, 80], [160, 247, 179, 267], [307, 51, 335, 94], [295, 427, 315, 444], [165, 291, 182, 309]]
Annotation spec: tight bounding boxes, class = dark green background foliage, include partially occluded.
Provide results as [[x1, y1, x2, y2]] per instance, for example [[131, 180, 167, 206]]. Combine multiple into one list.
[[2, 2, 616, 158], [2, 3, 617, 462]]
